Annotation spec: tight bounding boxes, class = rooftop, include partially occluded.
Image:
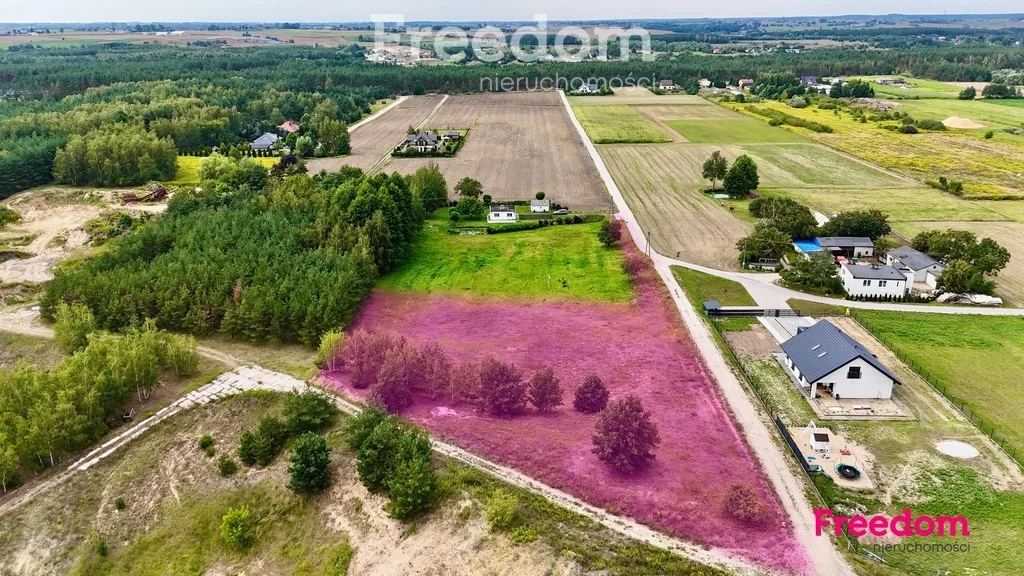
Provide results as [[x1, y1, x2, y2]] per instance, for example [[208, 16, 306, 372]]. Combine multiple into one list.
[[489, 204, 514, 212], [531, 198, 550, 207], [816, 236, 874, 248], [781, 320, 901, 385], [887, 245, 943, 271], [842, 263, 907, 281]]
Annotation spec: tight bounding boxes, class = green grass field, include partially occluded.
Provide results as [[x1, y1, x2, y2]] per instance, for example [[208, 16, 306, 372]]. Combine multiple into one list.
[[666, 118, 805, 143], [739, 143, 908, 188], [854, 311, 1024, 460], [571, 105, 673, 144], [378, 212, 632, 302], [852, 76, 963, 100], [167, 156, 278, 188], [765, 187, 1007, 222], [671, 266, 755, 307]]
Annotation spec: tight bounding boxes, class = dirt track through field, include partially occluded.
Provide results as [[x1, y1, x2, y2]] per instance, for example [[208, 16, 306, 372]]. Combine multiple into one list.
[[386, 92, 613, 210]]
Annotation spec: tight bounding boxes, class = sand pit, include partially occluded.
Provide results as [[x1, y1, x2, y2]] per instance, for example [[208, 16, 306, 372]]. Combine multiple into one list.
[[936, 440, 980, 459], [942, 116, 985, 129]]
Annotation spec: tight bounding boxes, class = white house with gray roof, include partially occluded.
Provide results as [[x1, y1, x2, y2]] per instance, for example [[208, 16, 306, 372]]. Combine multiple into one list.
[[885, 246, 945, 286], [781, 320, 900, 400], [840, 263, 910, 298]]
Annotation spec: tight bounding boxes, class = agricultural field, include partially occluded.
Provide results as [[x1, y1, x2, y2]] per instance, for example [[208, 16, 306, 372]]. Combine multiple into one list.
[[378, 211, 632, 302], [386, 92, 612, 210], [167, 155, 277, 189], [307, 95, 445, 173], [666, 118, 805, 143], [324, 257, 809, 574], [599, 144, 753, 270], [568, 87, 708, 106], [739, 143, 909, 188], [571, 105, 674, 143], [895, 221, 1024, 306], [853, 76, 964, 100], [724, 100, 1024, 197], [767, 186, 1007, 222]]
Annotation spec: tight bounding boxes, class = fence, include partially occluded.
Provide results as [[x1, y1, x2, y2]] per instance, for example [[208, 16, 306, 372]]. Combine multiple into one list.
[[704, 305, 803, 318], [848, 310, 1021, 470]]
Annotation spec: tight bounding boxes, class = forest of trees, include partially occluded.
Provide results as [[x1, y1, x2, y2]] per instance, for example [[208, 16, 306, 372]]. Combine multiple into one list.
[[41, 159, 428, 346]]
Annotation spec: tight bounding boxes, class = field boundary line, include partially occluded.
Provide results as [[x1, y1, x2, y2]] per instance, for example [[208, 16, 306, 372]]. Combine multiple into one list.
[[349, 96, 408, 134], [560, 89, 855, 576], [368, 94, 449, 175]]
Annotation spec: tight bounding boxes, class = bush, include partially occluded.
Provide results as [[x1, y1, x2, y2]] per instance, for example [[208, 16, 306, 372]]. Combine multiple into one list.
[[454, 196, 486, 220], [597, 219, 623, 247], [535, 191, 545, 200], [344, 404, 389, 450], [315, 330, 343, 370], [898, 124, 919, 134], [485, 489, 520, 531], [220, 506, 257, 550], [288, 432, 332, 494], [985, 130, 995, 139], [723, 484, 770, 524], [355, 416, 403, 492], [573, 374, 609, 414], [198, 435, 215, 451], [237, 416, 289, 467], [95, 539, 109, 557], [449, 210, 461, 222], [591, 396, 661, 473], [52, 302, 96, 354], [283, 388, 337, 434], [385, 433, 438, 519], [478, 357, 527, 416], [621, 254, 645, 278], [114, 497, 127, 511], [915, 119, 947, 131], [218, 455, 238, 477], [527, 367, 563, 412]]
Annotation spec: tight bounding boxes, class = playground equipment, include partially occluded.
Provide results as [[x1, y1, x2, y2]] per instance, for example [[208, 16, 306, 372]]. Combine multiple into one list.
[[835, 449, 862, 480]]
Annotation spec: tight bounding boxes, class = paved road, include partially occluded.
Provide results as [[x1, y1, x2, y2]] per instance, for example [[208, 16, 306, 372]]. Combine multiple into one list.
[[561, 90, 854, 576]]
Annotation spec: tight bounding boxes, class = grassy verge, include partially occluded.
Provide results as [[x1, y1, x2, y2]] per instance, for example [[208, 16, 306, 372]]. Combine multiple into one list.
[[671, 266, 756, 307], [379, 211, 632, 302], [785, 298, 847, 316]]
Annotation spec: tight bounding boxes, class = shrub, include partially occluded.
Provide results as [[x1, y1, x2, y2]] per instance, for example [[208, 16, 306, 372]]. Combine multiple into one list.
[[535, 191, 545, 200], [985, 130, 995, 139], [218, 455, 238, 477], [573, 374, 609, 414], [283, 388, 337, 434], [527, 367, 563, 412], [485, 489, 520, 531], [591, 396, 661, 473], [315, 330, 343, 370], [114, 497, 127, 511], [220, 506, 257, 550], [344, 404, 390, 450], [597, 218, 623, 247], [898, 124, 919, 134], [95, 539, 109, 557], [723, 483, 770, 524], [237, 416, 289, 467], [915, 119, 946, 131], [621, 254, 645, 278], [198, 435, 215, 451], [385, 431, 438, 519], [52, 302, 96, 354], [288, 432, 332, 494], [449, 210, 461, 222], [510, 526, 539, 543], [478, 357, 527, 416], [356, 416, 403, 492], [454, 196, 486, 220]]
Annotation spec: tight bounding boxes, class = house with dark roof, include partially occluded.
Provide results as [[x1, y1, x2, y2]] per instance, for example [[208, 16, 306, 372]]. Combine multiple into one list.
[[402, 132, 439, 153], [250, 132, 280, 151], [781, 320, 900, 400], [659, 79, 677, 91], [487, 204, 518, 224], [816, 236, 875, 259], [885, 246, 946, 285], [840, 263, 910, 298]]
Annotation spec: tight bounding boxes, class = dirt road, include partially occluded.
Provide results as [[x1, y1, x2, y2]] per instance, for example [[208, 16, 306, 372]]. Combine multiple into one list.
[[561, 90, 855, 576]]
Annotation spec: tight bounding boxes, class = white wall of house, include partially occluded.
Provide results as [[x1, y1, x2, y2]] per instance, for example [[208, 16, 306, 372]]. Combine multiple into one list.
[[840, 265, 908, 298], [816, 358, 894, 400], [926, 270, 941, 289], [487, 211, 518, 223], [530, 205, 549, 213]]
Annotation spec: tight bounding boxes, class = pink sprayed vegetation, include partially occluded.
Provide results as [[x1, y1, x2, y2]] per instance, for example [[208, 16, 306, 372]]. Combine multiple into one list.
[[321, 262, 811, 574]]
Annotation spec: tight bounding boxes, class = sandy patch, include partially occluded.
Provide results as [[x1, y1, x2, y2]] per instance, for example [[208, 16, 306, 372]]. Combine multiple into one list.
[[942, 116, 985, 129], [936, 440, 980, 459]]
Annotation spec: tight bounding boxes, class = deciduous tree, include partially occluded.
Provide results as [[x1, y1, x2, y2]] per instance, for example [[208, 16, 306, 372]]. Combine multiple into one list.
[[591, 396, 661, 474], [573, 374, 609, 414], [723, 155, 759, 198], [701, 150, 728, 191]]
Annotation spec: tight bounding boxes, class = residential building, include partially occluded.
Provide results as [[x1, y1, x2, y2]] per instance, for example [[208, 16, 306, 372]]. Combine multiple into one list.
[[487, 205, 519, 223], [277, 121, 301, 134], [659, 79, 677, 91], [781, 320, 901, 400], [800, 75, 820, 85], [885, 246, 946, 285], [816, 236, 875, 259], [250, 132, 280, 150], [840, 263, 910, 299], [738, 78, 755, 90], [402, 132, 439, 153], [530, 198, 550, 213], [698, 78, 712, 88]]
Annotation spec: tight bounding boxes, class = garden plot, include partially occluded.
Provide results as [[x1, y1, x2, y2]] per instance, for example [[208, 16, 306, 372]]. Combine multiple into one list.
[[323, 266, 808, 574], [387, 92, 612, 210], [306, 95, 444, 173]]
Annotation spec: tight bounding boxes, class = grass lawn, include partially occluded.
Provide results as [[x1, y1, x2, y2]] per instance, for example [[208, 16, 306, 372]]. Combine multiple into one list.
[[167, 156, 278, 189], [665, 118, 805, 143], [571, 105, 673, 143], [671, 265, 756, 307], [853, 311, 1024, 461], [378, 211, 632, 302]]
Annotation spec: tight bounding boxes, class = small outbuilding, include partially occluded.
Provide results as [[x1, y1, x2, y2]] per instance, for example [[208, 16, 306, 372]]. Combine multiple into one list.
[[816, 236, 875, 259], [781, 320, 901, 400], [530, 198, 550, 213], [487, 205, 519, 224]]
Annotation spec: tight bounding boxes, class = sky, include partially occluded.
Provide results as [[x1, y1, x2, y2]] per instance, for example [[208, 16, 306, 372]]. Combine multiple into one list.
[[2, 1, 1022, 24]]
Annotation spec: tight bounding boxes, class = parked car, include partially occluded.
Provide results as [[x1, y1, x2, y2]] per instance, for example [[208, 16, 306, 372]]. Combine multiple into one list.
[[554, 209, 569, 215]]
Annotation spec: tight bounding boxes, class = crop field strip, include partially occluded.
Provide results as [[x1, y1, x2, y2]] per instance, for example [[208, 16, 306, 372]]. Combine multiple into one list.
[[571, 105, 674, 143], [386, 92, 613, 210]]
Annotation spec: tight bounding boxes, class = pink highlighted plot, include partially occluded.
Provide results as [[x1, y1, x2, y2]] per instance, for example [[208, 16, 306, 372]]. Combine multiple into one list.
[[322, 272, 809, 573]]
